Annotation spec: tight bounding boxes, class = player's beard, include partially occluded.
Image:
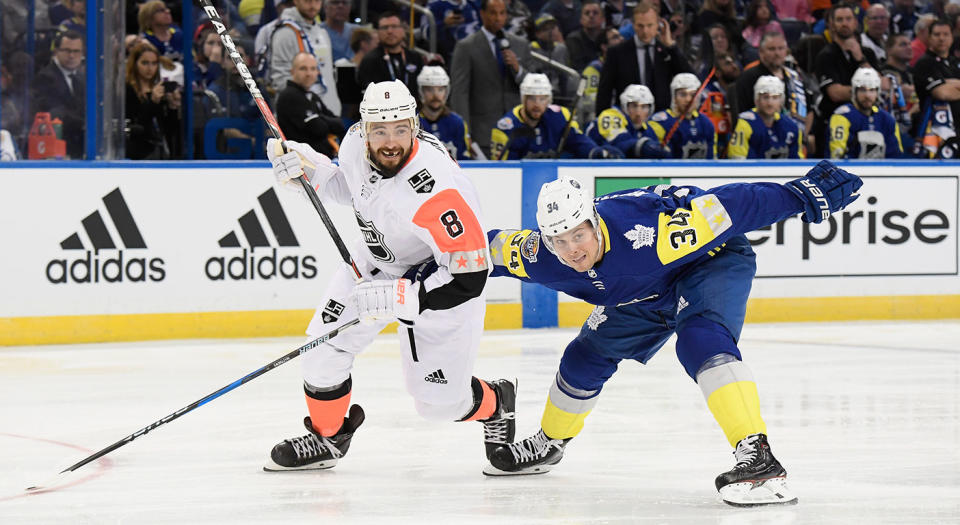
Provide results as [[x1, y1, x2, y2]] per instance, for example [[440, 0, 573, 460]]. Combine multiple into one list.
[[368, 141, 413, 178]]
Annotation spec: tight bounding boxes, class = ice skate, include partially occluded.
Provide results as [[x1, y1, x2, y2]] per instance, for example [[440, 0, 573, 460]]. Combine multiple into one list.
[[483, 429, 569, 476], [481, 378, 517, 459], [264, 404, 365, 471], [715, 433, 798, 507]]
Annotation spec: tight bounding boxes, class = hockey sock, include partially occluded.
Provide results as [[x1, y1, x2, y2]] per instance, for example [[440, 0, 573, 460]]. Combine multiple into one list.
[[540, 371, 599, 440], [459, 377, 497, 421], [697, 358, 766, 447], [304, 377, 352, 437]]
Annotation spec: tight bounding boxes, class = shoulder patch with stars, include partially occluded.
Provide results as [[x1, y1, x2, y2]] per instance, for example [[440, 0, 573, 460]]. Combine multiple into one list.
[[738, 111, 755, 120], [651, 111, 669, 122], [521, 231, 540, 262], [497, 117, 515, 131], [835, 104, 851, 115]]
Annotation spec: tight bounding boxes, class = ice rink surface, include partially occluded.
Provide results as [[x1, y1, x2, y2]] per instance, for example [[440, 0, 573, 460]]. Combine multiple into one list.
[[2, 320, 959, 524]]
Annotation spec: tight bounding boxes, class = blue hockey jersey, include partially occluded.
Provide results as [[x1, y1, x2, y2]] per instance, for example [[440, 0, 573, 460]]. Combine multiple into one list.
[[645, 109, 717, 159], [490, 104, 599, 160], [585, 106, 651, 156], [420, 110, 473, 160], [728, 109, 804, 159], [488, 183, 804, 309], [828, 103, 903, 159]]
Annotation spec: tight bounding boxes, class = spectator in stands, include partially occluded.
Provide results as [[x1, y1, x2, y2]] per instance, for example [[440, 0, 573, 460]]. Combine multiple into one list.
[[193, 28, 224, 91], [910, 14, 938, 66], [881, 33, 917, 121], [417, 66, 474, 160], [741, 0, 783, 50], [913, 19, 960, 127], [861, 3, 890, 61], [139, 1, 184, 62], [733, 31, 788, 117], [57, 0, 86, 34], [701, 22, 740, 76], [602, 0, 633, 30], [276, 52, 345, 157], [541, 0, 582, 36], [811, 4, 879, 158], [269, 0, 341, 117], [529, 14, 574, 99], [490, 73, 616, 158], [729, 75, 804, 159], [49, 0, 74, 27], [891, 0, 918, 39], [828, 67, 902, 159], [358, 12, 425, 96], [323, 0, 359, 61], [335, 27, 378, 122], [125, 42, 180, 159], [697, 0, 742, 49], [0, 64, 23, 147], [770, 0, 814, 24], [566, 0, 605, 72], [597, 2, 693, 113], [34, 30, 86, 159], [425, 0, 482, 61], [450, 0, 533, 156]]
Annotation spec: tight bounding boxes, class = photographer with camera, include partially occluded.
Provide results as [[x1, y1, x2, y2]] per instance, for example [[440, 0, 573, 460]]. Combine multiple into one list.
[[125, 42, 182, 159]]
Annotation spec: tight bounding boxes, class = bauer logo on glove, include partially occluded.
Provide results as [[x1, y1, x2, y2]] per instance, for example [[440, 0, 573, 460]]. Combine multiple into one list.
[[784, 160, 863, 224], [351, 278, 420, 325]]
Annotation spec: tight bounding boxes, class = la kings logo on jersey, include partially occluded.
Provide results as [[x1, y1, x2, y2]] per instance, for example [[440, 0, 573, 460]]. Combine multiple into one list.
[[206, 188, 318, 280], [321, 299, 345, 323], [407, 169, 435, 194], [356, 210, 396, 263], [46, 188, 166, 284]]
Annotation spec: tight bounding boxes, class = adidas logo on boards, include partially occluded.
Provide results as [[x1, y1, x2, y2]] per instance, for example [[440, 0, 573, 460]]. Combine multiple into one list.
[[424, 369, 448, 384], [46, 188, 165, 284], [205, 188, 318, 281]]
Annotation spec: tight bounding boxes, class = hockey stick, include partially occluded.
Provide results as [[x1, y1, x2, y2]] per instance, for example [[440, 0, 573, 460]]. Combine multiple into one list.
[[661, 66, 715, 147], [199, 1, 362, 280], [555, 77, 589, 156], [25, 319, 360, 492]]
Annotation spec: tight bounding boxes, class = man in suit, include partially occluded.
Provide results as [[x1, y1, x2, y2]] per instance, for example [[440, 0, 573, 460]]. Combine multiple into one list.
[[34, 30, 85, 159], [357, 11, 425, 96], [450, 0, 533, 156], [595, 1, 692, 114]]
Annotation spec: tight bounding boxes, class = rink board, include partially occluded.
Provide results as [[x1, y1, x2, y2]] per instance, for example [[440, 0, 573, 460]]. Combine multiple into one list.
[[1, 160, 958, 344]]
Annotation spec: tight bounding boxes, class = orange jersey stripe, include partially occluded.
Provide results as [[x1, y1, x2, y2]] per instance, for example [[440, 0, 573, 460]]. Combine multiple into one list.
[[412, 188, 486, 254]]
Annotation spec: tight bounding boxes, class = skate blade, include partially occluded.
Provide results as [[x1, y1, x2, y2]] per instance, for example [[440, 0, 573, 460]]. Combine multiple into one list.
[[262, 458, 338, 472], [719, 477, 798, 507], [482, 463, 553, 477]]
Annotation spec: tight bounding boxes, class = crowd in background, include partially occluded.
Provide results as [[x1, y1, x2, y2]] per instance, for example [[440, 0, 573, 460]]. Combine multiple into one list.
[[1, 0, 959, 161]]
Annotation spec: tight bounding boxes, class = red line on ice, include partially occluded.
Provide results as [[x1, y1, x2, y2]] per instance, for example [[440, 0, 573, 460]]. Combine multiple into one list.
[[0, 432, 113, 501]]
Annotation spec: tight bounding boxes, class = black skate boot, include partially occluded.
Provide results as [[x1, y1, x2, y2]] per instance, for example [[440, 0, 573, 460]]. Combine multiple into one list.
[[715, 433, 798, 507], [264, 404, 365, 471], [483, 429, 569, 476], [481, 378, 517, 460]]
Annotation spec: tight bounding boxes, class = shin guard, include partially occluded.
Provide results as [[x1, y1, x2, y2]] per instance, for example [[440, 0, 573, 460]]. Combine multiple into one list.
[[304, 377, 352, 437]]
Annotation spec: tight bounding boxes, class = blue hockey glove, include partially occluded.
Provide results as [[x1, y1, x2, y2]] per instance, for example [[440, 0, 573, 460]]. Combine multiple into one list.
[[589, 145, 624, 159], [785, 160, 862, 224], [634, 137, 671, 159]]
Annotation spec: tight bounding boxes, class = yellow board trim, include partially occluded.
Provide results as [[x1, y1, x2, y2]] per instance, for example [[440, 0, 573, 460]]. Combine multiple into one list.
[[2, 296, 957, 346]]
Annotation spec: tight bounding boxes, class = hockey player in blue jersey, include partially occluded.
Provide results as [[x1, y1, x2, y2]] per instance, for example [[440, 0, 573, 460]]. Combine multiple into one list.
[[646, 73, 718, 159], [728, 75, 805, 159], [483, 161, 863, 507], [829, 67, 903, 159], [586, 84, 671, 158], [490, 73, 621, 160], [417, 66, 474, 160]]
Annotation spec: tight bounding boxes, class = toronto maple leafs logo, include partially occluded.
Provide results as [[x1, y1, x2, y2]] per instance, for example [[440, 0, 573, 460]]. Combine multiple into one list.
[[624, 224, 655, 249], [587, 306, 607, 331]]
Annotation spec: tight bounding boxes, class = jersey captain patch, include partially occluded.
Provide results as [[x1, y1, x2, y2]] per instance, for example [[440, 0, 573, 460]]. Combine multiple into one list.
[[408, 169, 435, 194]]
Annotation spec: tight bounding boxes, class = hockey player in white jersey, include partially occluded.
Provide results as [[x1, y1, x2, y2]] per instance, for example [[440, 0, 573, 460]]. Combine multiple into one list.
[[263, 80, 516, 471]]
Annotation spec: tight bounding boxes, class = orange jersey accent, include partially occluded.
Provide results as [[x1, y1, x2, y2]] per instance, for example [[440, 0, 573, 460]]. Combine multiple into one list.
[[412, 188, 487, 254]]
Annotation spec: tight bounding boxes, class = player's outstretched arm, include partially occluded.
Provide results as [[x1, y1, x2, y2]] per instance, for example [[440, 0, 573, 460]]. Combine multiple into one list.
[[784, 159, 862, 224], [266, 138, 348, 204]]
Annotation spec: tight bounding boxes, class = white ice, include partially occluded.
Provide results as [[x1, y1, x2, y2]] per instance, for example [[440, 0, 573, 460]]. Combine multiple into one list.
[[2, 321, 959, 524]]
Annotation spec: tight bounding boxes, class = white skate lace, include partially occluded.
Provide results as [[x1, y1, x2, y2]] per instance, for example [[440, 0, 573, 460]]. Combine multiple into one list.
[[732, 434, 760, 468], [482, 410, 515, 444], [506, 430, 562, 464], [289, 433, 343, 460]]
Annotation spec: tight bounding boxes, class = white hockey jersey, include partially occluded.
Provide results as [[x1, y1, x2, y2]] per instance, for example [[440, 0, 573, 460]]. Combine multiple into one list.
[[319, 124, 490, 310]]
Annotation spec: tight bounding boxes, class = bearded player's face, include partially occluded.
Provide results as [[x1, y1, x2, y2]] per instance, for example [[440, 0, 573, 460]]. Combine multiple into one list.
[[367, 120, 414, 176]]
